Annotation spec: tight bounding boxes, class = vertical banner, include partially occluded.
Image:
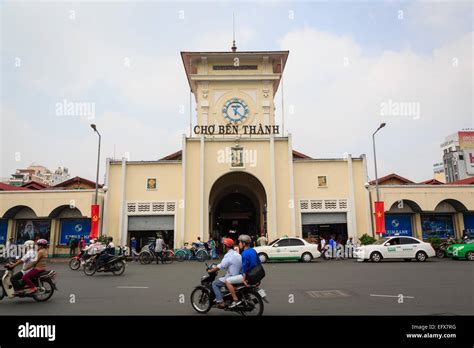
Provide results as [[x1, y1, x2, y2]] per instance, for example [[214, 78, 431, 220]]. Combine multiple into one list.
[[90, 204, 100, 239], [374, 201, 385, 234]]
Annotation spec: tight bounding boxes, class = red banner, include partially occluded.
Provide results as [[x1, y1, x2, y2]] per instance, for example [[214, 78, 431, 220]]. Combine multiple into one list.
[[374, 201, 385, 234], [90, 204, 100, 239]]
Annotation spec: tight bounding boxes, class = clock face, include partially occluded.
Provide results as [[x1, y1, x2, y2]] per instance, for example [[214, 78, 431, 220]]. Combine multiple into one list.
[[222, 98, 249, 124]]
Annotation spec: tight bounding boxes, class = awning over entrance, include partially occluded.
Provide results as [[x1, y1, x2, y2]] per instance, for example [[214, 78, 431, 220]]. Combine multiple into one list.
[[128, 215, 174, 231], [302, 212, 347, 224]]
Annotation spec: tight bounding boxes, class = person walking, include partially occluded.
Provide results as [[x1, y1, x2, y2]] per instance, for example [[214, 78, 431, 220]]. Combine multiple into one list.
[[69, 237, 77, 256], [328, 235, 336, 260], [130, 237, 138, 262], [209, 237, 218, 259], [257, 233, 268, 246], [155, 235, 165, 264], [78, 236, 86, 251]]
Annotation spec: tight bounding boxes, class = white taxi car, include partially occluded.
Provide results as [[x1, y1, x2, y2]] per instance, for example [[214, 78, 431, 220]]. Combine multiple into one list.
[[254, 237, 321, 263], [354, 236, 435, 262]]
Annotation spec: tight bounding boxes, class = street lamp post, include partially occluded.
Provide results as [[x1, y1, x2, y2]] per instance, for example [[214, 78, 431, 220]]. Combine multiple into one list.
[[372, 122, 386, 201], [90, 124, 101, 205]]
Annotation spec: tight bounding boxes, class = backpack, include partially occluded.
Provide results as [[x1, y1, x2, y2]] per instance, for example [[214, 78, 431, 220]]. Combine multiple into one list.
[[246, 264, 266, 285]]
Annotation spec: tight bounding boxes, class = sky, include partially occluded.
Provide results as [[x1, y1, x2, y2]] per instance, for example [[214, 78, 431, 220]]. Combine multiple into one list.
[[1, 0, 472, 183]]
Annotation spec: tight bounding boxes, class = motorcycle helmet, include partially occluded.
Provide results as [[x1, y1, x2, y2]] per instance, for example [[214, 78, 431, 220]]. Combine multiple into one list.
[[36, 239, 48, 247], [238, 234, 251, 244], [222, 238, 234, 248], [24, 240, 35, 248]]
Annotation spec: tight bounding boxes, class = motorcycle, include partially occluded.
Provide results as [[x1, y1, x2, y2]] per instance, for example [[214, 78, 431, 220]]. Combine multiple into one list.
[[436, 239, 455, 258], [0, 264, 57, 302], [190, 263, 268, 316], [83, 249, 126, 276], [69, 250, 89, 270]]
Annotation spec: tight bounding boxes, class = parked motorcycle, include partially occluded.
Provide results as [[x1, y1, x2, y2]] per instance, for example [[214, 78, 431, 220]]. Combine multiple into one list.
[[0, 264, 57, 302], [83, 249, 126, 276], [190, 263, 267, 316], [436, 239, 456, 258]]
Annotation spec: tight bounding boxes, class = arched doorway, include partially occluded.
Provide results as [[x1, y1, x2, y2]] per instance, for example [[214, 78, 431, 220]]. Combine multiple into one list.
[[209, 172, 267, 243]]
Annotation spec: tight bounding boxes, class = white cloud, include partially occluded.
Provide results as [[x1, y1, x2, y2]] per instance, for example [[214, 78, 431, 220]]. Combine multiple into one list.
[[278, 28, 472, 181]]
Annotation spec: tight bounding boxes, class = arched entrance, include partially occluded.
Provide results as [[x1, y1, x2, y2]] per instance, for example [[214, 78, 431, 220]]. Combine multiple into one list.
[[209, 172, 267, 243]]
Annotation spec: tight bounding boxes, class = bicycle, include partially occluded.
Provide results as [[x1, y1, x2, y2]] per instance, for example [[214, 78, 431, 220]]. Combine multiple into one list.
[[175, 242, 209, 262]]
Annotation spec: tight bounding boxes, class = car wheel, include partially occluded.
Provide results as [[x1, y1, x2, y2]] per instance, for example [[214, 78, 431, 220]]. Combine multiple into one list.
[[258, 253, 268, 263], [370, 251, 382, 263], [466, 251, 474, 261], [301, 252, 313, 263], [416, 251, 427, 262]]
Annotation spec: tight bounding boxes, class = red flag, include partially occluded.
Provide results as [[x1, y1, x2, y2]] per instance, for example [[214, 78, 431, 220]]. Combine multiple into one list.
[[90, 204, 100, 239], [374, 201, 385, 234]]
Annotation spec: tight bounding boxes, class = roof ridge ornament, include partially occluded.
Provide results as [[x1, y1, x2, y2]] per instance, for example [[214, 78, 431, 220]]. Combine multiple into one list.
[[231, 12, 237, 52]]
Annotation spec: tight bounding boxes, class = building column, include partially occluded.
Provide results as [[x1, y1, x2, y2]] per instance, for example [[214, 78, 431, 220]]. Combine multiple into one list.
[[362, 154, 374, 238], [287, 134, 296, 237], [49, 219, 58, 257], [413, 213, 422, 239], [6, 219, 14, 242], [180, 134, 187, 247], [455, 212, 465, 240], [347, 154, 358, 241], [199, 135, 205, 241], [269, 135, 277, 240], [102, 158, 111, 236], [118, 157, 127, 246]]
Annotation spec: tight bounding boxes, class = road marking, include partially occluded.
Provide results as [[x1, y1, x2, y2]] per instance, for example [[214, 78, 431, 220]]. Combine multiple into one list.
[[117, 286, 149, 289], [306, 290, 351, 298], [370, 294, 415, 299]]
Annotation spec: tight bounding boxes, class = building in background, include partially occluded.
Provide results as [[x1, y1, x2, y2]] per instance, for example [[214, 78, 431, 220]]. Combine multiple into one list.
[[8, 163, 70, 187], [441, 130, 474, 183], [432, 162, 446, 183]]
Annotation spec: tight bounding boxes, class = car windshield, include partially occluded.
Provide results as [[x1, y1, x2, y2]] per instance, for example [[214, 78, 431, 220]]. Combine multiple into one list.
[[373, 238, 390, 245], [462, 239, 474, 244], [268, 239, 280, 246]]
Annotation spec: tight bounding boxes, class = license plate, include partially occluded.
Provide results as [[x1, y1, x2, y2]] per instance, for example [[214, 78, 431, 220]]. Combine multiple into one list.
[[258, 289, 266, 298]]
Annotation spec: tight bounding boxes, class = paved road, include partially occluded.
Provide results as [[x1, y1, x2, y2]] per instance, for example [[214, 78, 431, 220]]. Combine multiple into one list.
[[0, 258, 472, 315]]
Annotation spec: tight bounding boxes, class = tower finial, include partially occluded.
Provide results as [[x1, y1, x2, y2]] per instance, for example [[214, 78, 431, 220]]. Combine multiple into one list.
[[231, 12, 237, 52]]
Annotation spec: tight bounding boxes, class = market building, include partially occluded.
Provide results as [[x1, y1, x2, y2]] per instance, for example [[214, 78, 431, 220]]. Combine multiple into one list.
[[1, 48, 474, 255], [102, 49, 372, 250]]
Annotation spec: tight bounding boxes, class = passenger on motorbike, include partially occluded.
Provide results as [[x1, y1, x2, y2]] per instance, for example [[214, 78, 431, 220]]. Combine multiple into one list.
[[96, 237, 116, 269], [225, 234, 261, 308], [21, 239, 49, 294], [7, 240, 36, 293], [207, 238, 242, 309]]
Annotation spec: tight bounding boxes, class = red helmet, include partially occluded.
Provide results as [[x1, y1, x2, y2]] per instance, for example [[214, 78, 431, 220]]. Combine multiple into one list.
[[222, 238, 234, 248], [36, 239, 48, 247]]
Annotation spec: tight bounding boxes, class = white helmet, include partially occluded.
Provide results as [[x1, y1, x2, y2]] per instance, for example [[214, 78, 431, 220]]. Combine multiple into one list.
[[90, 239, 96, 244], [24, 240, 35, 248]]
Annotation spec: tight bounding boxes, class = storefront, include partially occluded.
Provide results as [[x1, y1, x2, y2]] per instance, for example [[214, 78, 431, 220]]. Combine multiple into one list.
[[15, 219, 51, 244], [58, 218, 91, 246], [383, 214, 413, 237], [301, 213, 348, 242], [421, 214, 454, 239], [0, 219, 7, 245], [127, 215, 175, 250], [463, 213, 474, 236]]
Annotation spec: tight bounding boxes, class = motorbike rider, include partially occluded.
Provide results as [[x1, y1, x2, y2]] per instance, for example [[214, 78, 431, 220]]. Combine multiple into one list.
[[21, 239, 48, 294], [225, 234, 261, 308], [207, 238, 242, 309], [96, 237, 115, 269], [6, 240, 36, 294]]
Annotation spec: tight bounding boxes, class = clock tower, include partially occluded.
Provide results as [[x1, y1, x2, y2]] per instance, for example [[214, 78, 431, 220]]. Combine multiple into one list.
[[181, 49, 289, 136]]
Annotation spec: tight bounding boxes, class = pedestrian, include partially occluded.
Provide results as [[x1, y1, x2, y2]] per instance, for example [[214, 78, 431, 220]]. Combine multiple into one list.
[[320, 237, 326, 256], [257, 232, 268, 246], [209, 237, 218, 259], [155, 235, 165, 264], [78, 236, 86, 251], [69, 237, 77, 256], [328, 235, 336, 260], [130, 236, 138, 262], [346, 237, 354, 258]]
